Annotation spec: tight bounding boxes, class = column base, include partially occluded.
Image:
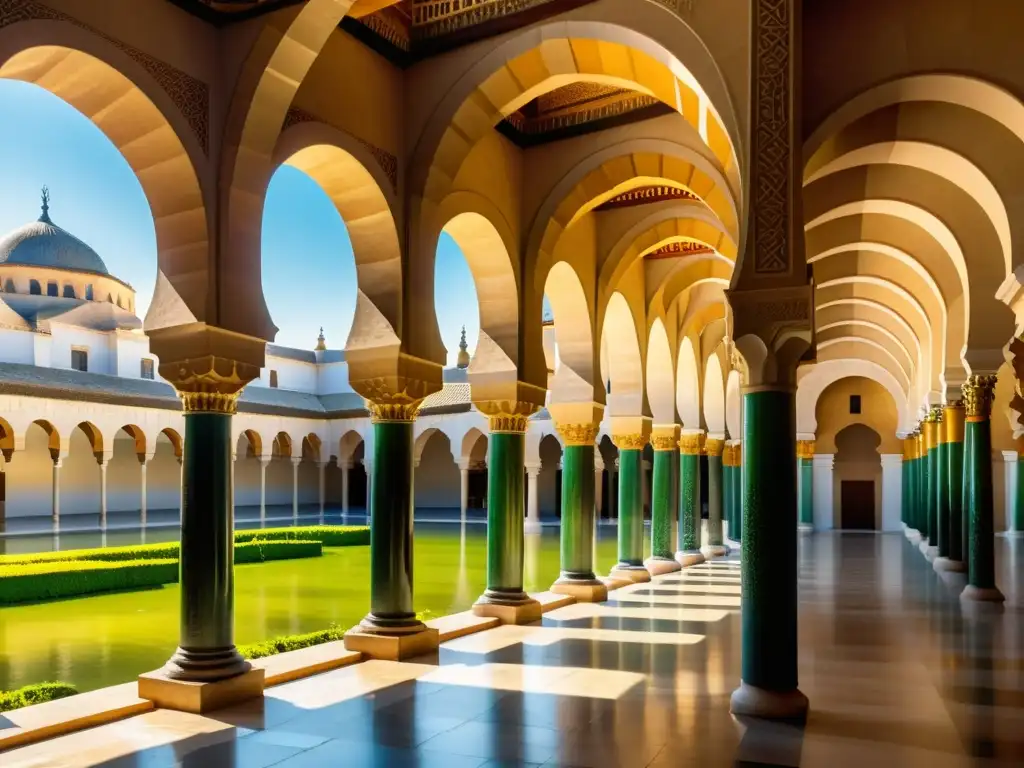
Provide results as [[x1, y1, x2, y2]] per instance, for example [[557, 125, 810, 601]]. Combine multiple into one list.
[[702, 544, 730, 559], [138, 667, 264, 714], [798, 523, 814, 534], [551, 578, 608, 602], [905, 528, 920, 543], [609, 565, 652, 583], [925, 545, 938, 561], [933, 556, 966, 573], [675, 550, 705, 567], [917, 539, 930, 555], [960, 585, 1005, 603], [729, 682, 809, 721], [524, 519, 543, 535], [343, 627, 439, 660], [643, 556, 682, 576], [162, 646, 251, 683], [473, 591, 543, 624]]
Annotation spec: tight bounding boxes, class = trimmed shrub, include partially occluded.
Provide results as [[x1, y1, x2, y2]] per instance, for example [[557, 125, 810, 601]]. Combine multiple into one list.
[[0, 542, 180, 566], [233, 526, 369, 547], [0, 682, 78, 713], [238, 625, 346, 660], [234, 540, 322, 563], [0, 559, 179, 604]]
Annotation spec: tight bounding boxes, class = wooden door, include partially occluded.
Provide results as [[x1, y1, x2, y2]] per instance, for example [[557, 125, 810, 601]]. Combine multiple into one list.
[[840, 480, 875, 530]]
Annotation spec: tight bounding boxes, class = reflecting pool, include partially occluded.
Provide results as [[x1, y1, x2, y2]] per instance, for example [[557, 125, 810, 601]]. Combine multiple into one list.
[[0, 522, 645, 693]]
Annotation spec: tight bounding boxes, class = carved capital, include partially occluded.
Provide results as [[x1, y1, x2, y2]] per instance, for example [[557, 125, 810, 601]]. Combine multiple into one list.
[[556, 422, 600, 447], [704, 438, 725, 458], [942, 400, 965, 444], [650, 424, 681, 451], [347, 351, 442, 422], [730, 285, 813, 390], [796, 440, 815, 460], [678, 432, 703, 456], [478, 400, 539, 434], [963, 374, 998, 422], [612, 433, 648, 451]]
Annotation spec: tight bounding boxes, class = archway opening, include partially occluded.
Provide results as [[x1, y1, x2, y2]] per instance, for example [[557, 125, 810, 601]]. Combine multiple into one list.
[[833, 423, 882, 531]]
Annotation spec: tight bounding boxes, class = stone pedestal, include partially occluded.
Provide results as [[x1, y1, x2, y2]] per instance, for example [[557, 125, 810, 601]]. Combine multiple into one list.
[[343, 627, 439, 661], [138, 668, 264, 714]]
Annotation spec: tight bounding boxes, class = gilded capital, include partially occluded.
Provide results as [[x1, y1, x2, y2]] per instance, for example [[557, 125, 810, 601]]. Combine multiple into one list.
[[368, 400, 422, 423], [704, 438, 725, 457], [678, 432, 703, 455], [556, 422, 600, 447], [166, 357, 259, 416], [650, 424, 681, 452], [612, 433, 648, 451], [796, 440, 815, 460], [479, 400, 539, 434], [942, 400, 965, 444], [963, 374, 998, 422]]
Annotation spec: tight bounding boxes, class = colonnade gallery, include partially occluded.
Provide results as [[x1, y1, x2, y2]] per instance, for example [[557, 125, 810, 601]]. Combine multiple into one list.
[[1, 0, 1023, 763]]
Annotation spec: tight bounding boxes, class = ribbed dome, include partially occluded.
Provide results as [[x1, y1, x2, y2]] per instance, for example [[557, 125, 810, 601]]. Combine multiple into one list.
[[0, 192, 109, 276]]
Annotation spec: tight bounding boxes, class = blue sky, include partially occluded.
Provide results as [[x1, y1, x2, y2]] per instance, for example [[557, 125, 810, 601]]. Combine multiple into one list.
[[0, 80, 480, 366]]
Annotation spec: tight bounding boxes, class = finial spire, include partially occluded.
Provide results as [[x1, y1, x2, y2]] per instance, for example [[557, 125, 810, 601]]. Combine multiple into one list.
[[315, 326, 327, 352], [456, 325, 470, 369], [39, 186, 51, 223]]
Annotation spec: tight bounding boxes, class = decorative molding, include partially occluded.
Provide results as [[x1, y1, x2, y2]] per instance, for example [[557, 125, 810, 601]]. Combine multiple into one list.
[[612, 433, 648, 451], [283, 107, 399, 192], [646, 241, 715, 260], [368, 401, 422, 423], [704, 438, 725, 457], [179, 391, 240, 414], [503, 89, 664, 138], [596, 184, 699, 212], [751, 0, 792, 274], [0, 0, 210, 153], [412, 0, 561, 39], [650, 0, 694, 15], [556, 422, 600, 447], [488, 413, 531, 434], [679, 432, 704, 455]]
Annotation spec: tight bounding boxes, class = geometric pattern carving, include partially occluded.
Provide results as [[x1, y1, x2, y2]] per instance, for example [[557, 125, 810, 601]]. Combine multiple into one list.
[[751, 0, 791, 274], [596, 184, 699, 212], [283, 107, 399, 193], [646, 241, 714, 260], [0, 0, 210, 153], [503, 84, 663, 138]]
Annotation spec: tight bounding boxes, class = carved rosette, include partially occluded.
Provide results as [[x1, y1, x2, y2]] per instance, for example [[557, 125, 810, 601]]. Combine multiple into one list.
[[556, 422, 600, 447], [478, 401, 539, 435], [704, 438, 725, 458], [963, 375, 998, 422], [612, 433, 648, 451], [678, 433, 703, 456], [796, 440, 815, 460]]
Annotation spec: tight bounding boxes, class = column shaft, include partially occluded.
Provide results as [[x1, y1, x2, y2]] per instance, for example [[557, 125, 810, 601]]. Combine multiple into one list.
[[723, 452, 734, 541], [933, 407, 949, 558], [291, 459, 300, 520], [615, 448, 644, 567], [677, 433, 702, 560], [140, 462, 148, 528], [52, 460, 61, 527], [923, 417, 938, 556], [945, 404, 966, 568], [799, 458, 813, 528], [166, 410, 247, 681], [558, 443, 597, 581], [318, 462, 325, 520], [259, 459, 267, 523], [739, 389, 801, 698], [363, 420, 420, 630], [341, 464, 349, 516], [1014, 454, 1024, 534], [705, 439, 725, 552], [99, 461, 108, 529], [459, 467, 469, 520], [650, 446, 677, 560]]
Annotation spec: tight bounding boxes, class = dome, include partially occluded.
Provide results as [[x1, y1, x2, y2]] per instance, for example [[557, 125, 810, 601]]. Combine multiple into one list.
[[0, 190, 109, 276]]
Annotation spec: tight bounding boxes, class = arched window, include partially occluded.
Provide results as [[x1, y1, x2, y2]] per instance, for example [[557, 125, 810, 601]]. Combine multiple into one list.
[[62, 284, 75, 299], [29, 280, 41, 295], [46, 281, 58, 297], [3, 279, 13, 293], [116, 295, 123, 309], [85, 285, 93, 300], [106, 294, 113, 303]]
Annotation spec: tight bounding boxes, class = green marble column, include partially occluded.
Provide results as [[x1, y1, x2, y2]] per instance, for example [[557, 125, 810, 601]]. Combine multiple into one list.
[[730, 387, 807, 718], [676, 432, 704, 565], [915, 430, 925, 538], [611, 432, 649, 579], [648, 428, 680, 569], [932, 406, 951, 563], [961, 375, 1005, 603], [551, 423, 605, 599], [922, 415, 939, 559], [475, 413, 541, 619], [797, 440, 814, 532], [705, 438, 727, 556], [1014, 450, 1024, 536], [901, 434, 915, 537], [360, 415, 423, 634], [732, 443, 743, 541], [940, 403, 966, 572], [164, 396, 248, 682], [723, 449, 734, 542]]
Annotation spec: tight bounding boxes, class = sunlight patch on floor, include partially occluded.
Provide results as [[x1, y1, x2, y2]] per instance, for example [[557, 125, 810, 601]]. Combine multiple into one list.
[[543, 602, 731, 623], [442, 624, 705, 654], [418, 663, 646, 699]]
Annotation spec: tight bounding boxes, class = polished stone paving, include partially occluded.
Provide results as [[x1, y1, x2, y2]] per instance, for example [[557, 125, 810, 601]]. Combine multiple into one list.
[[4, 533, 1023, 766]]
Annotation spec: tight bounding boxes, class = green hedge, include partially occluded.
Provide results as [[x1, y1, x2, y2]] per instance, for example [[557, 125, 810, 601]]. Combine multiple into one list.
[[234, 540, 322, 563], [0, 542, 180, 566], [238, 625, 346, 660], [234, 526, 369, 547], [0, 559, 179, 604], [0, 682, 78, 713]]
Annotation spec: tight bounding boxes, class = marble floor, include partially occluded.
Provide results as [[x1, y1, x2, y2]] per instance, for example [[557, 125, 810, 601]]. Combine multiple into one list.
[[4, 533, 1023, 767]]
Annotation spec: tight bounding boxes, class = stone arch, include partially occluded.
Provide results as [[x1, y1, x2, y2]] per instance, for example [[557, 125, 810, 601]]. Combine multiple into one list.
[[273, 121, 402, 354], [30, 419, 61, 459], [646, 317, 675, 425], [410, 18, 742, 214], [118, 424, 147, 457], [302, 433, 322, 462], [0, 23, 211, 334], [338, 429, 365, 463], [601, 292, 644, 417], [460, 427, 488, 464], [272, 431, 294, 459], [676, 336, 701, 430], [239, 429, 263, 458], [438, 207, 519, 374], [160, 427, 183, 459], [218, 0, 359, 339], [74, 421, 104, 457], [544, 260, 596, 404], [726, 369, 741, 440], [797, 359, 914, 437], [702, 352, 726, 437], [0, 416, 14, 460]]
